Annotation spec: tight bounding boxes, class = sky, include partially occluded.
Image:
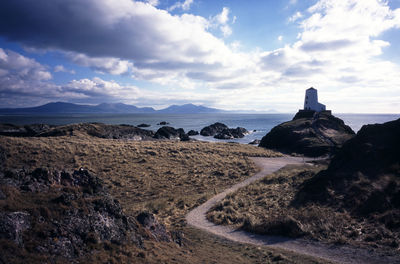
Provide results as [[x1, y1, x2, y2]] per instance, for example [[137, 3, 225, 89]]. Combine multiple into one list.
[[0, 0, 400, 113]]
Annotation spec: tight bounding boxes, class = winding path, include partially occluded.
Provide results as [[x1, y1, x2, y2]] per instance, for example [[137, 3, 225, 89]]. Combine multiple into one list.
[[186, 156, 399, 264]]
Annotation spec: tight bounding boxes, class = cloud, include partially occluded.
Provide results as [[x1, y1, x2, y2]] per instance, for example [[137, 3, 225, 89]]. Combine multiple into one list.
[[145, 0, 159, 7], [0, 48, 52, 82], [289, 11, 303, 22], [54, 65, 76, 74], [211, 7, 233, 37], [278, 35, 283, 41], [300, 39, 354, 52], [0, 0, 399, 113], [68, 53, 133, 75], [168, 0, 194, 11]]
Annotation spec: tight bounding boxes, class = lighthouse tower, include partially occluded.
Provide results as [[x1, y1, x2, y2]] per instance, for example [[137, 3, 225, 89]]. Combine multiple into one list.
[[304, 87, 326, 112]]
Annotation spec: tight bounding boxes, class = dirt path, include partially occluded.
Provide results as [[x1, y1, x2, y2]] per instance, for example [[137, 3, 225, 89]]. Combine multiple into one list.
[[186, 156, 399, 264]]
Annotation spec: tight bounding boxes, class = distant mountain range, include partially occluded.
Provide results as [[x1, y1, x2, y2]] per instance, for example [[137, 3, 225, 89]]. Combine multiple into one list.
[[0, 102, 228, 114]]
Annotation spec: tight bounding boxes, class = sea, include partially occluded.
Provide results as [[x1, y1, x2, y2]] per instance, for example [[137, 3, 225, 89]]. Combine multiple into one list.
[[0, 113, 398, 144]]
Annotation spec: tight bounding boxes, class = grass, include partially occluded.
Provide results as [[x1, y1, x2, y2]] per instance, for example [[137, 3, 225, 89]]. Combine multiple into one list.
[[1, 132, 334, 263], [207, 163, 400, 251]]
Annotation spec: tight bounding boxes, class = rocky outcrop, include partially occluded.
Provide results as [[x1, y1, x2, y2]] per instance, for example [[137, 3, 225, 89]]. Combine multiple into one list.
[[214, 127, 248, 140], [0, 124, 53, 137], [153, 126, 189, 141], [295, 118, 400, 218], [187, 130, 199, 136], [200, 123, 229, 136], [259, 111, 355, 157], [0, 167, 175, 262], [0, 123, 155, 140]]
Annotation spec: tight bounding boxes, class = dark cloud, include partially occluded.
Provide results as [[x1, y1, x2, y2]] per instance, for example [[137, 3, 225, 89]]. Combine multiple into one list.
[[283, 65, 322, 77], [337, 75, 361, 83], [0, 0, 220, 66], [300, 39, 353, 52]]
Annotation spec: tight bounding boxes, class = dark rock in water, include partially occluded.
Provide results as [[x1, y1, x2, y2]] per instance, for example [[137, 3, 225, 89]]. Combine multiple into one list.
[[295, 118, 400, 220], [137, 123, 151, 128], [200, 122, 229, 136], [136, 212, 171, 242], [249, 139, 261, 145], [259, 110, 354, 157], [157, 121, 169, 125], [187, 130, 199, 136], [154, 126, 189, 141], [214, 127, 248, 140]]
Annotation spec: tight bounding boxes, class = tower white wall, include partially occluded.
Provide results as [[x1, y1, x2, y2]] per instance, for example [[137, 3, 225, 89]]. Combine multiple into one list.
[[304, 87, 326, 111]]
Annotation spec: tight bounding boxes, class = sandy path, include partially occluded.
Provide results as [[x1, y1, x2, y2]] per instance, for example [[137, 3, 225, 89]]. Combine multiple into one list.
[[186, 156, 399, 264]]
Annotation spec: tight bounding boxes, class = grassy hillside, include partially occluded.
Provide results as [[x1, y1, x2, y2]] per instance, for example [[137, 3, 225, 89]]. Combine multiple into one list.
[[0, 132, 330, 263]]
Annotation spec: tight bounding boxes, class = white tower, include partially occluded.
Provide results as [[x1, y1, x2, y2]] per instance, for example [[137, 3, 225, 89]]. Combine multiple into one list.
[[304, 87, 326, 112]]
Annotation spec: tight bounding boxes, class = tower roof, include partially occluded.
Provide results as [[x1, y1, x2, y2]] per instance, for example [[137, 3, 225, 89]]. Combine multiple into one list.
[[307, 87, 316, 91]]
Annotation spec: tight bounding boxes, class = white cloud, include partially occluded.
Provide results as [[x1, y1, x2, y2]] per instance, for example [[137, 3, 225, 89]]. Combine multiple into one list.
[[68, 53, 133, 75], [278, 35, 283, 41], [289, 11, 303, 22], [168, 0, 194, 11], [211, 7, 233, 37], [0, 48, 52, 81], [145, 0, 159, 6], [54, 65, 76, 74]]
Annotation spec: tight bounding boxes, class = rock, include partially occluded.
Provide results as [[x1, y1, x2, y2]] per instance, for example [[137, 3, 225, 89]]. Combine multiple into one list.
[[295, 118, 400, 220], [259, 111, 355, 157], [136, 212, 171, 242], [187, 130, 199, 136], [0, 188, 5, 200], [214, 127, 248, 140], [0, 211, 31, 246], [0, 123, 53, 137], [153, 126, 189, 141], [249, 139, 261, 145], [81, 123, 154, 140], [2, 123, 156, 140], [200, 122, 229, 136], [157, 121, 169, 125], [0, 168, 148, 261], [137, 123, 151, 128]]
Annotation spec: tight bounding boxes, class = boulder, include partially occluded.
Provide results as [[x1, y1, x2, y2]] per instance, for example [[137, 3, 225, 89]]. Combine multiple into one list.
[[157, 121, 169, 125], [153, 126, 189, 141], [0, 211, 31, 246], [137, 123, 151, 128], [249, 139, 261, 145], [214, 127, 248, 140], [200, 122, 229, 136], [136, 212, 171, 242], [259, 111, 355, 157], [187, 130, 199, 136]]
